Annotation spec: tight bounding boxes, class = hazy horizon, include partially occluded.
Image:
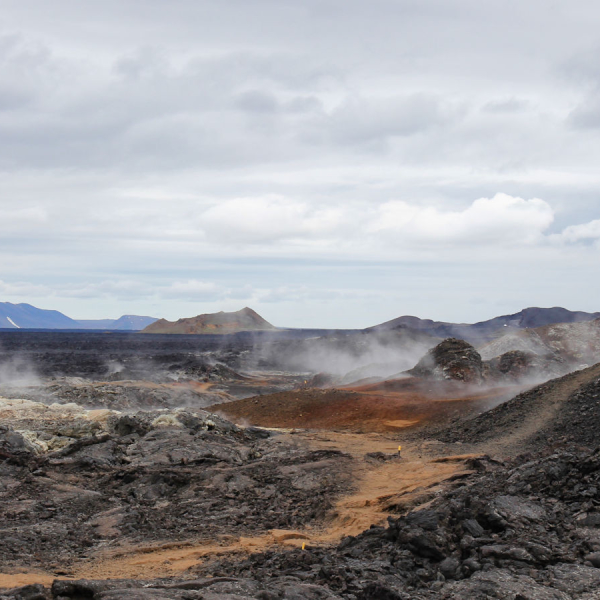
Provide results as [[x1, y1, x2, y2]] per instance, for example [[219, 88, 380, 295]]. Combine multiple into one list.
[[1, 1, 600, 328], [1, 300, 599, 332]]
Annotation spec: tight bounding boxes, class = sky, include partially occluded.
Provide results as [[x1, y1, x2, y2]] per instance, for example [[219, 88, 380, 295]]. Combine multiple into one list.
[[1, 0, 600, 328]]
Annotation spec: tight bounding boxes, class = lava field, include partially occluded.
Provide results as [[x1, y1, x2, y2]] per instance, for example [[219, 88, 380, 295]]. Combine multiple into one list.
[[2, 330, 600, 599]]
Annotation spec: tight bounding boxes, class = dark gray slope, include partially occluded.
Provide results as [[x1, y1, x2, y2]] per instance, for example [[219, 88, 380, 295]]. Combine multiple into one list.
[[369, 306, 600, 343], [438, 362, 600, 451]]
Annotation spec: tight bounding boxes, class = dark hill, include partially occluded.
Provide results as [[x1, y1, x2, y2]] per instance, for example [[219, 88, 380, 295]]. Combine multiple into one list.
[[439, 362, 600, 451], [482, 317, 600, 360], [477, 306, 600, 331], [369, 306, 600, 344]]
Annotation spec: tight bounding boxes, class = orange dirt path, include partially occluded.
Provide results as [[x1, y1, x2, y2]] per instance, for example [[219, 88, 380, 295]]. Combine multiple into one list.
[[294, 430, 477, 542], [0, 573, 57, 588]]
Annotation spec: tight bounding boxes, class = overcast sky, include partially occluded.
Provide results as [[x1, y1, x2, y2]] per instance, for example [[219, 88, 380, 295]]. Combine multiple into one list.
[[1, 0, 600, 328]]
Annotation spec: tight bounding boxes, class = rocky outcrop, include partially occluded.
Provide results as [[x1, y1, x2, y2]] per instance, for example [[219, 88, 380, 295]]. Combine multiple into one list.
[[408, 341, 566, 385], [485, 349, 565, 382], [408, 338, 484, 383]]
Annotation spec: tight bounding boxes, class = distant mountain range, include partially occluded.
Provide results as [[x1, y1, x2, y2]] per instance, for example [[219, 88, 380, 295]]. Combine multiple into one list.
[[0, 303, 157, 331], [1, 302, 599, 340], [141, 307, 277, 335], [76, 315, 160, 331], [368, 307, 600, 344]]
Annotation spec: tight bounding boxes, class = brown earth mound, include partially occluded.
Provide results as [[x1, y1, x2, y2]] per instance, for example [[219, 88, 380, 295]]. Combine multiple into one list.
[[141, 307, 276, 335], [210, 377, 519, 433]]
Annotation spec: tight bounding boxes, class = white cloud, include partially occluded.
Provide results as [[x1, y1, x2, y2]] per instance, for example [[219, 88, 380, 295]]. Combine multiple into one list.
[[0, 279, 51, 297], [0, 278, 249, 305], [65, 279, 254, 304], [0, 206, 47, 223], [369, 194, 555, 245], [56, 280, 154, 300], [555, 219, 600, 244], [201, 195, 346, 244], [327, 94, 458, 146], [161, 280, 225, 302], [482, 98, 531, 114], [568, 95, 600, 130], [0, 206, 48, 234]]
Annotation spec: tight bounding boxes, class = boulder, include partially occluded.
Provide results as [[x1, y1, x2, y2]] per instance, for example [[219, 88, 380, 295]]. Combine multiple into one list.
[[408, 338, 484, 383]]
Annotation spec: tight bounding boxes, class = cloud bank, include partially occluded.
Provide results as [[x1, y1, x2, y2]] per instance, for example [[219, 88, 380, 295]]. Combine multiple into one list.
[[0, 1, 599, 326]]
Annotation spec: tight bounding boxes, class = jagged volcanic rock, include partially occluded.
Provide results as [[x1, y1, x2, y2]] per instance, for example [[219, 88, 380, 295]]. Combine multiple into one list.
[[11, 443, 600, 598], [409, 341, 565, 385], [0, 406, 352, 576], [408, 338, 484, 383], [177, 443, 600, 599], [485, 349, 565, 382]]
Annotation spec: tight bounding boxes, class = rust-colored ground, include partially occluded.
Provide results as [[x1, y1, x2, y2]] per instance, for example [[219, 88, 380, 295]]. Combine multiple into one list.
[[210, 377, 521, 433]]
